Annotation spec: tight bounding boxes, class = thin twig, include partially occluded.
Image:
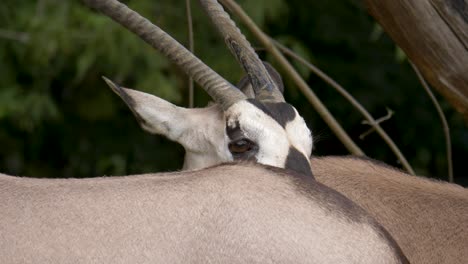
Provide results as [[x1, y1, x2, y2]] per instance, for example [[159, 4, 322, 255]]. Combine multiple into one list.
[[411, 62, 453, 182], [186, 0, 195, 108], [275, 41, 414, 174], [360, 108, 394, 139], [220, 0, 365, 156]]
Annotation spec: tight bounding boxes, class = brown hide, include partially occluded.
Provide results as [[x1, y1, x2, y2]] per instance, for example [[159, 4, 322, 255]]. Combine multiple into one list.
[[312, 156, 468, 264]]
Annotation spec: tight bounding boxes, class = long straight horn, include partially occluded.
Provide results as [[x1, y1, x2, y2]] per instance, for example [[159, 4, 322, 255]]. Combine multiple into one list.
[[199, 0, 284, 103], [81, 0, 246, 109]]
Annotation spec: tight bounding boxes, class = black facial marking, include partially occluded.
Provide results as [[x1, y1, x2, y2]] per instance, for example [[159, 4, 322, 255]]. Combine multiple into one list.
[[226, 120, 243, 141], [226, 120, 258, 161], [285, 147, 314, 179], [246, 99, 297, 128]]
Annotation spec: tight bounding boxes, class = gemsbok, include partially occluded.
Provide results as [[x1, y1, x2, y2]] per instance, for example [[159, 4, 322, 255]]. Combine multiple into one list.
[[0, 0, 409, 263], [113, 69, 468, 264], [98, 2, 468, 264], [119, 53, 468, 264], [120, 60, 468, 264]]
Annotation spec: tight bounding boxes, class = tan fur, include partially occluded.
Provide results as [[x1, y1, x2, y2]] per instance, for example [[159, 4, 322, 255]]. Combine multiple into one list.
[[0, 163, 407, 263], [312, 156, 468, 264]]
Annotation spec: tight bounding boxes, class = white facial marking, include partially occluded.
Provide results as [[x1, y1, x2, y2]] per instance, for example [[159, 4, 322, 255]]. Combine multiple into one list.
[[225, 101, 291, 167], [285, 108, 313, 158], [123, 88, 313, 172]]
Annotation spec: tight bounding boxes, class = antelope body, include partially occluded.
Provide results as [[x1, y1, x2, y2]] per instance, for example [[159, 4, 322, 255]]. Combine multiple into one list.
[[116, 42, 468, 264], [71, 1, 462, 263], [115, 33, 467, 262], [0, 163, 407, 263], [143, 86, 468, 264], [112, 46, 467, 263]]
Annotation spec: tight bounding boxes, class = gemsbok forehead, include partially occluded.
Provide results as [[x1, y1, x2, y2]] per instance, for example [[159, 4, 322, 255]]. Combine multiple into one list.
[[243, 99, 299, 128], [245, 99, 312, 153], [226, 100, 313, 177], [247, 99, 313, 155]]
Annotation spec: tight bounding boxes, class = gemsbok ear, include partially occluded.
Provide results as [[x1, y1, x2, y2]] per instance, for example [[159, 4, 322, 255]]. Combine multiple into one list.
[[102, 77, 191, 142], [236, 62, 284, 98]]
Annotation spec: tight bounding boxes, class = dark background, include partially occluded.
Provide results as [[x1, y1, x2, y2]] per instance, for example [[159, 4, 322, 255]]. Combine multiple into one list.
[[1, 0, 466, 186]]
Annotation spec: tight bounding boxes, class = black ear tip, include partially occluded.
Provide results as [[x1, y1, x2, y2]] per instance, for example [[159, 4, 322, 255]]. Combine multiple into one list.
[[101, 76, 121, 93], [102, 76, 129, 100], [101, 76, 137, 109]]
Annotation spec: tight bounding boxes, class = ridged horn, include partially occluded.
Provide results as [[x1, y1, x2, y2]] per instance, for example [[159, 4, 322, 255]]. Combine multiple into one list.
[[198, 0, 285, 103], [81, 0, 246, 110]]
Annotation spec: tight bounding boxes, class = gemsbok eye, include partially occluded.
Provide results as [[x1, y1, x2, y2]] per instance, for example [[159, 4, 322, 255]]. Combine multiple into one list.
[[228, 139, 253, 154]]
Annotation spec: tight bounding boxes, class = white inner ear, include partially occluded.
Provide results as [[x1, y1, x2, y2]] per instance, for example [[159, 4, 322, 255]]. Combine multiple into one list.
[[226, 101, 291, 168], [121, 89, 232, 170], [178, 105, 233, 170], [122, 88, 189, 141]]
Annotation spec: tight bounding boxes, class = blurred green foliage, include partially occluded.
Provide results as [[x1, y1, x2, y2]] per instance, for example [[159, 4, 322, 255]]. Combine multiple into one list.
[[0, 0, 466, 185]]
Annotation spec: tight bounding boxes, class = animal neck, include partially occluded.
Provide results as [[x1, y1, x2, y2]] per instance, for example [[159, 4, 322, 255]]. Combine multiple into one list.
[[182, 151, 230, 171]]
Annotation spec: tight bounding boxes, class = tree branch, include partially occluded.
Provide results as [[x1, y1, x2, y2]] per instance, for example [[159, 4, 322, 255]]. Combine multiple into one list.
[[186, 0, 195, 108], [411, 62, 453, 182]]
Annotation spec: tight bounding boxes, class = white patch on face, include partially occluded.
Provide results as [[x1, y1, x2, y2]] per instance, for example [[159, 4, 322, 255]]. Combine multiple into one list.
[[285, 108, 313, 158], [225, 101, 291, 168], [137, 96, 313, 172]]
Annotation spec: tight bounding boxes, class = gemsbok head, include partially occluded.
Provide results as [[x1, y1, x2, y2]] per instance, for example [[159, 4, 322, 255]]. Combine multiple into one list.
[[98, 0, 313, 177]]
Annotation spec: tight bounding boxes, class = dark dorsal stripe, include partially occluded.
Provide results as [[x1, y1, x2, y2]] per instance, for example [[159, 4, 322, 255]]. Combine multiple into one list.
[[226, 120, 243, 140], [262, 164, 408, 263], [285, 147, 314, 179], [246, 99, 297, 128]]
